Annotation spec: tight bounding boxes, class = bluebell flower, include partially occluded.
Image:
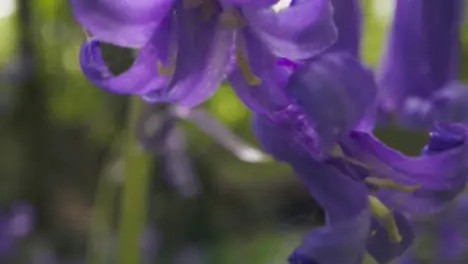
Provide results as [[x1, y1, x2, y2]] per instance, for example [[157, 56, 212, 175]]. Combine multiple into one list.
[[252, 51, 468, 263], [202, 1, 468, 261], [72, 0, 337, 107], [327, 0, 361, 57], [232, 0, 372, 129], [378, 0, 466, 129], [397, 133, 468, 264]]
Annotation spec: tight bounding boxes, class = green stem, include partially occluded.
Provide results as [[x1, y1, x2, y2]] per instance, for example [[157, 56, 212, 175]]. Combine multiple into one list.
[[118, 96, 152, 264], [86, 159, 119, 264]]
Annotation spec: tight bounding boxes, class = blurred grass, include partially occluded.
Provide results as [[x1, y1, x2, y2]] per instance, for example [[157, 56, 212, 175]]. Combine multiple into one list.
[[0, 18, 16, 67]]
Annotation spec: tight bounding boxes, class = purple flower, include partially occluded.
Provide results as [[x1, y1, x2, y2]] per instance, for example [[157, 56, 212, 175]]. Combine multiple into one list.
[[231, 0, 372, 129], [340, 122, 468, 216], [378, 0, 466, 129], [0, 203, 34, 259], [253, 50, 468, 263], [327, 0, 361, 57], [397, 137, 468, 264], [72, 0, 337, 107], [253, 53, 398, 263], [246, 52, 377, 160]]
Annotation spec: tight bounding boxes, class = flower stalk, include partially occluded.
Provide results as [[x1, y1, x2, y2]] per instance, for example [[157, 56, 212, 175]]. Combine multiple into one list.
[[119, 96, 152, 264]]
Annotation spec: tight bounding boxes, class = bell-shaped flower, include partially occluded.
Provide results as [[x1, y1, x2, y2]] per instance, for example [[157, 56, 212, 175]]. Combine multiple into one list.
[[72, 0, 337, 107], [252, 47, 468, 262], [252, 52, 417, 263], [327, 0, 362, 57], [378, 0, 466, 129], [254, 114, 371, 264]]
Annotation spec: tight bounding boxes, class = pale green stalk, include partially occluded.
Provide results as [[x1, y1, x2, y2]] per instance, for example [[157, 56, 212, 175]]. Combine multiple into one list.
[[118, 97, 152, 264]]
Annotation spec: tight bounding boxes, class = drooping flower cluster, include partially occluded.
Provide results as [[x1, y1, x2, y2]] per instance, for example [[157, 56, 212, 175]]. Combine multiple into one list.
[[70, 0, 468, 263], [73, 0, 337, 107], [378, 0, 467, 129]]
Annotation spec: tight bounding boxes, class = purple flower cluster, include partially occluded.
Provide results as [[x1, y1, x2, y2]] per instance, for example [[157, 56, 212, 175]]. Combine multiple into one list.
[[0, 203, 33, 260], [73, 0, 336, 107], [70, 0, 468, 263]]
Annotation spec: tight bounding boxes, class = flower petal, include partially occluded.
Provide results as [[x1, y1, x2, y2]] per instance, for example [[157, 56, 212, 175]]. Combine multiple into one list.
[[70, 0, 174, 47], [378, 0, 463, 112], [327, 0, 375, 131], [289, 209, 369, 264], [367, 211, 414, 263], [328, 0, 362, 57], [341, 124, 468, 215], [396, 97, 437, 130], [419, 0, 464, 87], [422, 121, 465, 155], [253, 113, 310, 163], [143, 5, 235, 107], [242, 0, 337, 60], [397, 82, 468, 129], [286, 52, 377, 158], [289, 163, 370, 264], [228, 28, 292, 114], [432, 82, 468, 124], [79, 15, 173, 95], [254, 114, 370, 264], [253, 116, 369, 218]]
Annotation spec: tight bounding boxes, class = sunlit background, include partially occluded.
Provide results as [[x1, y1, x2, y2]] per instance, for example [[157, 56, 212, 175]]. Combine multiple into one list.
[[0, 0, 468, 264]]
